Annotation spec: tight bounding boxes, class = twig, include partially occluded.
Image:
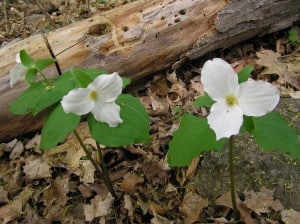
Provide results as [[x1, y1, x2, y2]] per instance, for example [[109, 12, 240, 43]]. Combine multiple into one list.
[[87, 0, 90, 14], [3, 0, 10, 35], [96, 142, 116, 198], [42, 34, 62, 75], [33, 0, 55, 25], [73, 130, 117, 198]]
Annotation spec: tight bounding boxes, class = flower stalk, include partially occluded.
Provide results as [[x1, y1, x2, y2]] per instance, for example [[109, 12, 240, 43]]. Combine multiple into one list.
[[96, 142, 116, 198], [229, 136, 238, 220], [73, 130, 117, 198]]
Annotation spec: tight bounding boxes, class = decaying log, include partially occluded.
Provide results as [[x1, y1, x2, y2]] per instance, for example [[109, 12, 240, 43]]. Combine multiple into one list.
[[0, 0, 299, 141]]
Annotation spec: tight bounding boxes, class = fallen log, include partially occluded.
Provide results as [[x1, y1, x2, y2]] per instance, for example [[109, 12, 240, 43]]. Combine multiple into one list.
[[0, 0, 299, 141]]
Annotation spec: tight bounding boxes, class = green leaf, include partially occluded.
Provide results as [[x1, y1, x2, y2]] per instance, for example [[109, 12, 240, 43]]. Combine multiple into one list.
[[25, 68, 37, 84], [88, 94, 150, 147], [9, 71, 76, 115], [167, 114, 227, 167], [71, 68, 93, 88], [19, 50, 35, 69], [122, 77, 131, 89], [194, 93, 215, 107], [40, 104, 80, 150], [35, 58, 56, 71], [238, 65, 253, 83], [240, 116, 254, 133], [253, 112, 300, 160]]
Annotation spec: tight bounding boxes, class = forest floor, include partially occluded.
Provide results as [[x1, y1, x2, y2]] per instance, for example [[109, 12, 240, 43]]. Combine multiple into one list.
[[0, 0, 300, 223]]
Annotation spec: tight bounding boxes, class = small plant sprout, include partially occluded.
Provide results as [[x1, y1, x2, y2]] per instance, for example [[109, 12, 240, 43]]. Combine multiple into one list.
[[201, 58, 280, 140], [61, 72, 123, 127], [168, 58, 300, 221], [9, 52, 26, 87], [9, 50, 56, 87], [9, 50, 150, 199]]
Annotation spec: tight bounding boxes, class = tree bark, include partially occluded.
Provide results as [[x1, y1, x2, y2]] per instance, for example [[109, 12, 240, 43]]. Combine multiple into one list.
[[0, 0, 299, 141]]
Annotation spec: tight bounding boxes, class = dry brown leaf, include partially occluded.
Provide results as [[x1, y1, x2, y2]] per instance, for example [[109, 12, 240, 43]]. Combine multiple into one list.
[[140, 95, 152, 111], [3, 139, 17, 152], [124, 194, 134, 217], [136, 195, 151, 215], [289, 90, 300, 99], [78, 184, 93, 198], [215, 191, 257, 224], [244, 188, 284, 215], [186, 157, 200, 180], [23, 157, 52, 180], [169, 83, 187, 99], [0, 188, 9, 204], [43, 178, 69, 221], [142, 162, 168, 186], [166, 71, 178, 84], [215, 191, 237, 209], [180, 191, 208, 224], [151, 212, 174, 224], [21, 203, 44, 224], [43, 178, 69, 206], [189, 78, 204, 95], [256, 49, 300, 90], [7, 160, 23, 195], [80, 160, 95, 184], [150, 202, 172, 216], [43, 203, 65, 221], [25, 133, 41, 153], [164, 183, 177, 195], [0, 188, 33, 224], [281, 209, 300, 224], [43, 141, 85, 171], [238, 202, 258, 224], [150, 77, 169, 97], [9, 140, 23, 160], [83, 193, 114, 221], [149, 95, 169, 115], [256, 50, 286, 76], [120, 172, 144, 193]]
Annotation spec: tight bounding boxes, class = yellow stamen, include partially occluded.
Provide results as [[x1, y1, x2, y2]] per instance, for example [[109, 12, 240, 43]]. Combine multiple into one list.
[[226, 95, 238, 106], [89, 90, 98, 100]]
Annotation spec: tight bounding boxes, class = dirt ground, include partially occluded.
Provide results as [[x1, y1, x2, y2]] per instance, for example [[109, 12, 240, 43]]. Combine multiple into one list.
[[0, 0, 300, 223]]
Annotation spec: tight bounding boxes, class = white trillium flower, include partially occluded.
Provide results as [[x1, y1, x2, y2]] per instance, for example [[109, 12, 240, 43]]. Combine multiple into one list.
[[9, 53, 26, 87], [201, 58, 280, 140], [61, 72, 123, 127]]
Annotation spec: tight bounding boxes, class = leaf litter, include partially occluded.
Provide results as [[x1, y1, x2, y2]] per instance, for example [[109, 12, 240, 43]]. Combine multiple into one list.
[[0, 13, 300, 223]]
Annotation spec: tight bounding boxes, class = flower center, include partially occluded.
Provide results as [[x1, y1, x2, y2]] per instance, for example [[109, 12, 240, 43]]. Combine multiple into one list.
[[226, 95, 238, 106], [89, 90, 98, 100]]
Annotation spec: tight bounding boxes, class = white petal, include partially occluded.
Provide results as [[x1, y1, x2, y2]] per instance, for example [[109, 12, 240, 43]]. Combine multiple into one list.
[[61, 88, 94, 115], [238, 80, 280, 116], [208, 100, 244, 140], [88, 72, 122, 102], [91, 102, 123, 127], [201, 58, 239, 101], [16, 53, 21, 63], [9, 63, 26, 87]]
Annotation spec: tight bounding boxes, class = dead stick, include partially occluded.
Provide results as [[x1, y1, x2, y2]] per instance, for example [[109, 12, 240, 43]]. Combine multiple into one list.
[[33, 0, 55, 25], [3, 0, 10, 35]]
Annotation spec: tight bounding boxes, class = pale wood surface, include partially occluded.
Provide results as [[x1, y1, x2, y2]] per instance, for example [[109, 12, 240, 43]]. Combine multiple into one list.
[[0, 0, 299, 141]]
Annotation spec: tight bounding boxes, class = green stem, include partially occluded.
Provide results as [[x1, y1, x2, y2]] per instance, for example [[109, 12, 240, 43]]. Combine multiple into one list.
[[229, 136, 238, 220], [96, 142, 116, 198], [73, 130, 116, 198], [38, 69, 52, 87]]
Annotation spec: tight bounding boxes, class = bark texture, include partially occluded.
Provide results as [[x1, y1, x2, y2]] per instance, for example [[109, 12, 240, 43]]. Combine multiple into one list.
[[0, 0, 299, 141]]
